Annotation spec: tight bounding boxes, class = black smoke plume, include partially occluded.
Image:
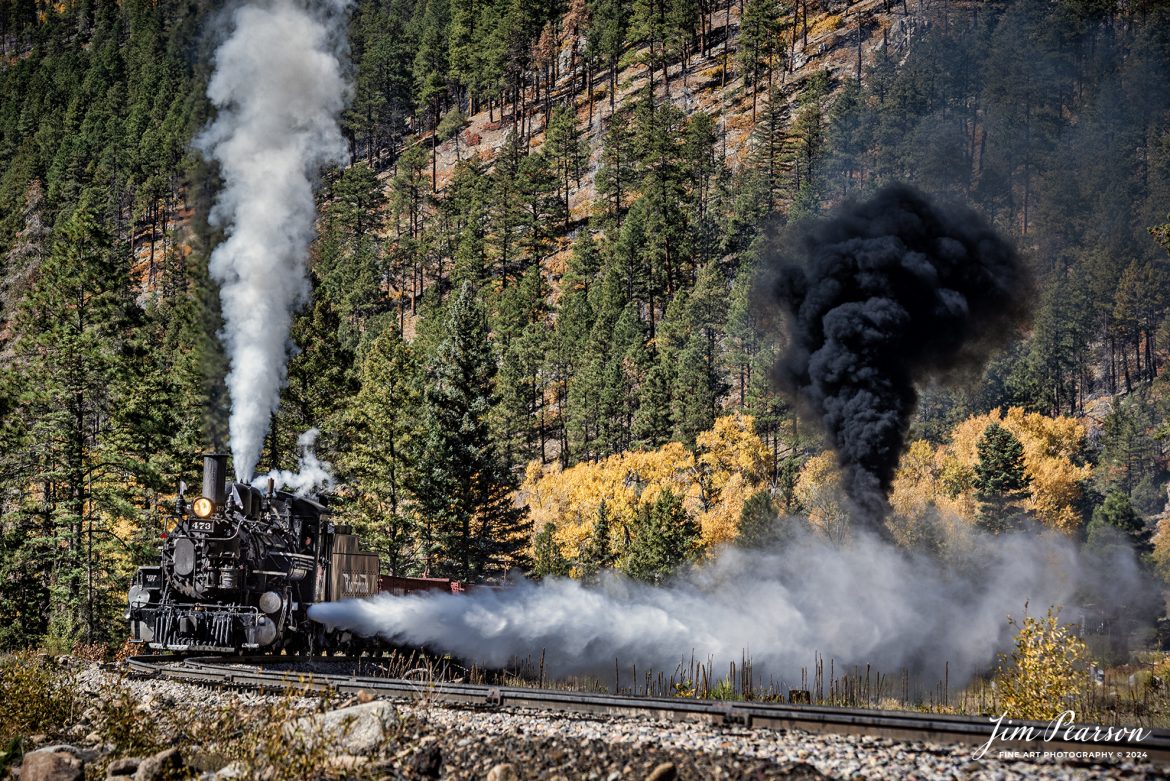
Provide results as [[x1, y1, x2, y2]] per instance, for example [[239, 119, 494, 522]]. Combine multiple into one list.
[[773, 184, 1030, 525]]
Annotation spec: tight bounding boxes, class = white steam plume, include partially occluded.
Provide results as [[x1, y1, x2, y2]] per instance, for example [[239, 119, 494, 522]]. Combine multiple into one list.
[[310, 526, 1148, 686], [198, 0, 351, 481], [252, 428, 334, 496]]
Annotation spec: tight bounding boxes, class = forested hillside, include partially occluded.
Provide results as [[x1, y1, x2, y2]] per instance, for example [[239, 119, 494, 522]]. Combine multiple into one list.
[[1, 0, 1170, 648]]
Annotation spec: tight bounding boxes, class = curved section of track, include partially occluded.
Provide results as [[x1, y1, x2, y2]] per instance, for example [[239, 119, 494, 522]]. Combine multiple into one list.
[[128, 655, 1170, 762]]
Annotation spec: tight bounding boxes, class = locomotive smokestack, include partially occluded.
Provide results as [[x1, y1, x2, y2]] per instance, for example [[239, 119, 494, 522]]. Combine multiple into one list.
[[202, 453, 229, 506]]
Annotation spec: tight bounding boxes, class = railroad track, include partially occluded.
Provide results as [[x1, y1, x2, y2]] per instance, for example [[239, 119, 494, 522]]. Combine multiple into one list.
[[128, 655, 1170, 762]]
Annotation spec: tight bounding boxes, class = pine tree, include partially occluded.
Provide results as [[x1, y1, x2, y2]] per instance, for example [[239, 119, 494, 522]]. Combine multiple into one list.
[[267, 290, 358, 473], [489, 129, 528, 284], [346, 4, 414, 164], [448, 157, 491, 289], [682, 111, 719, 264], [578, 500, 616, 579], [974, 423, 1031, 533], [623, 490, 701, 583], [587, 0, 627, 113], [531, 522, 570, 577], [410, 283, 530, 580], [826, 76, 867, 198], [670, 262, 727, 445], [544, 104, 589, 227], [317, 162, 388, 342], [337, 324, 421, 576], [412, 0, 450, 190], [738, 0, 782, 118], [748, 86, 790, 214], [1087, 491, 1150, 557], [550, 234, 597, 465], [566, 268, 626, 460], [788, 69, 830, 211], [595, 109, 637, 224], [672, 334, 718, 446], [632, 356, 672, 449], [493, 265, 550, 465], [737, 490, 780, 548], [516, 150, 563, 261], [0, 203, 147, 645]]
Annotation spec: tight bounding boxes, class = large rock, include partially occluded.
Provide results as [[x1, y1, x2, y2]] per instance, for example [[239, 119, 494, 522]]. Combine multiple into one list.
[[486, 763, 518, 781], [19, 749, 84, 781], [286, 700, 396, 754], [211, 761, 247, 780], [133, 747, 184, 781], [106, 757, 142, 778], [645, 762, 677, 781]]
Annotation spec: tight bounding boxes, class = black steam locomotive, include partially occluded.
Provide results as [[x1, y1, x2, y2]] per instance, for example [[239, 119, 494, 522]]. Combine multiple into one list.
[[127, 454, 380, 653]]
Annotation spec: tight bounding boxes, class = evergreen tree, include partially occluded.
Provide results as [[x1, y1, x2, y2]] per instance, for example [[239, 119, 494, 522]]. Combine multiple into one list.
[[672, 334, 718, 445], [1087, 490, 1151, 557], [410, 283, 530, 580], [516, 149, 563, 260], [738, 0, 782, 118], [566, 268, 626, 460], [267, 291, 358, 472], [447, 156, 491, 289], [595, 109, 637, 224], [550, 234, 597, 465], [748, 85, 790, 215], [623, 490, 701, 583], [412, 0, 450, 190], [317, 162, 388, 342], [531, 522, 570, 577], [587, 0, 626, 113], [682, 111, 719, 264], [974, 423, 1031, 533], [787, 68, 830, 211], [346, 3, 414, 164], [737, 489, 780, 548], [493, 265, 550, 465], [0, 203, 148, 645], [543, 104, 589, 227], [489, 129, 528, 284], [670, 262, 727, 444], [337, 324, 421, 575], [578, 500, 616, 579], [632, 356, 672, 449]]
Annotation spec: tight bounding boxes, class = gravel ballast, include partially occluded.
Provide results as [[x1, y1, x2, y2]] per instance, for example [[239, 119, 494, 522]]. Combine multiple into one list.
[[20, 662, 1165, 780]]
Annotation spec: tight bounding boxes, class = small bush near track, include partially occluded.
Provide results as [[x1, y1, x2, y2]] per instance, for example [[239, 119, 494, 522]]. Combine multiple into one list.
[[0, 653, 79, 769]]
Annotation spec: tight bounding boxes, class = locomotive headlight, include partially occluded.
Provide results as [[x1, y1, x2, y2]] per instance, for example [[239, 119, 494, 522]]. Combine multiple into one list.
[[192, 496, 215, 518]]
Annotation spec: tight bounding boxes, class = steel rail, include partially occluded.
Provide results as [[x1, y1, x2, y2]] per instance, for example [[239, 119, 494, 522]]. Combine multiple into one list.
[[127, 655, 1170, 762]]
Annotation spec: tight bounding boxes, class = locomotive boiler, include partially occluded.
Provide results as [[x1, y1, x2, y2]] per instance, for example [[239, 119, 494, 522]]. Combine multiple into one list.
[[127, 453, 382, 653]]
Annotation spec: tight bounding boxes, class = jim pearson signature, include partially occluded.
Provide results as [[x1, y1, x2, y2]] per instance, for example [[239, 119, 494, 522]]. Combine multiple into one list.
[[975, 711, 1151, 759]]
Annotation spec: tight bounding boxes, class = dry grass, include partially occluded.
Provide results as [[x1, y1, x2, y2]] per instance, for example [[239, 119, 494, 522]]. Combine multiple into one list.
[[1, 652, 430, 780]]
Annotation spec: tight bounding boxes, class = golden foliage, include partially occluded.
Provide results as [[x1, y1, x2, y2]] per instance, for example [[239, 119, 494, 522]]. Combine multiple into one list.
[[1151, 518, 1170, 581], [896, 407, 1091, 532], [889, 440, 938, 521], [794, 452, 849, 543], [521, 414, 770, 561], [994, 607, 1089, 720]]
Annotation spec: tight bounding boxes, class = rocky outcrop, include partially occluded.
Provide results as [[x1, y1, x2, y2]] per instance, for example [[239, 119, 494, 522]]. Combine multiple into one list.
[[286, 699, 396, 754], [18, 748, 84, 781]]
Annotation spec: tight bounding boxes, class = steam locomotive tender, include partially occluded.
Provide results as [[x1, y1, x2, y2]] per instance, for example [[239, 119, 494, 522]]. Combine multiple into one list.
[[126, 454, 380, 653]]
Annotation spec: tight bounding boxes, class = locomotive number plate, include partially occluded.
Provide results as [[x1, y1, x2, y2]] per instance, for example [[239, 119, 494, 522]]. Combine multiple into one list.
[[190, 520, 215, 533]]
